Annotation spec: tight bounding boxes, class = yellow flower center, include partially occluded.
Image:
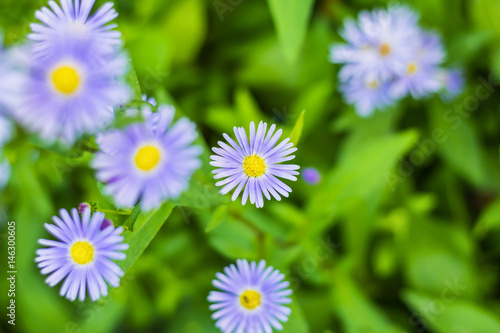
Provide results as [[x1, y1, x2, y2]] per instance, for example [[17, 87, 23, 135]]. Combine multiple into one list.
[[243, 155, 266, 178], [240, 290, 261, 310], [407, 63, 418, 74], [135, 145, 161, 171], [51, 66, 81, 95], [368, 81, 379, 89], [70, 241, 94, 265], [379, 43, 391, 56]]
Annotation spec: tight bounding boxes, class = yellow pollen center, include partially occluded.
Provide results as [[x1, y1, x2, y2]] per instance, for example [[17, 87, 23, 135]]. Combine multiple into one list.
[[243, 155, 266, 178], [70, 241, 94, 265], [368, 81, 379, 89], [240, 290, 261, 310], [51, 66, 80, 95], [407, 63, 418, 74], [379, 43, 391, 56], [135, 145, 161, 171]]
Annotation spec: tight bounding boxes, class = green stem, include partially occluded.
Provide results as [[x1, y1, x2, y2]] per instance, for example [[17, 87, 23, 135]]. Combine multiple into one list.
[[97, 208, 133, 216]]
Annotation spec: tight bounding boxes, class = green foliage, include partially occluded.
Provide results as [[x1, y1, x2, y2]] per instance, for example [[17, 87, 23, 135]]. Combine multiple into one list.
[[1, 0, 500, 332]]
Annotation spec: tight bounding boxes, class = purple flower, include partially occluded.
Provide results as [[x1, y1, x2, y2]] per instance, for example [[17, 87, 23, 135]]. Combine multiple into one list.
[[11, 38, 129, 144], [29, 0, 121, 58], [36, 208, 128, 301], [92, 105, 202, 210], [210, 121, 300, 208], [208, 259, 292, 333], [330, 4, 420, 81], [302, 167, 321, 185], [390, 31, 445, 99], [340, 76, 396, 117], [77, 202, 91, 213]]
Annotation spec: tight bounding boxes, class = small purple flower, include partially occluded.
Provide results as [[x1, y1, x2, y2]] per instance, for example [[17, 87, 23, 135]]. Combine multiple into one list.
[[29, 0, 121, 58], [36, 208, 128, 301], [210, 121, 300, 208], [208, 259, 292, 333], [302, 167, 321, 185], [92, 105, 202, 210], [77, 202, 91, 213]]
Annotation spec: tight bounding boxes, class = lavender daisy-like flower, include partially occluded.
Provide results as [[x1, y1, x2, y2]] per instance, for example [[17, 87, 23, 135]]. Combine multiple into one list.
[[210, 121, 300, 208], [208, 259, 292, 333], [330, 4, 420, 81], [92, 105, 202, 210], [36, 208, 128, 301], [12, 39, 129, 143], [29, 0, 121, 58], [390, 31, 445, 99], [340, 76, 396, 117]]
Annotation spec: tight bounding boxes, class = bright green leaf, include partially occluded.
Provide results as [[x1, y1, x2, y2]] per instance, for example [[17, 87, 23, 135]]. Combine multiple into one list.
[[267, 0, 315, 63]]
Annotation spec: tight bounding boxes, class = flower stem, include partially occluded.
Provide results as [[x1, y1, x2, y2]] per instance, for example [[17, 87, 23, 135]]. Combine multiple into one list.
[[97, 208, 132, 216]]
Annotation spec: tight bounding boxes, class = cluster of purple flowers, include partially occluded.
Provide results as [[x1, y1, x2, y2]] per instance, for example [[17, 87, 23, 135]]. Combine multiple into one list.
[[330, 4, 464, 116]]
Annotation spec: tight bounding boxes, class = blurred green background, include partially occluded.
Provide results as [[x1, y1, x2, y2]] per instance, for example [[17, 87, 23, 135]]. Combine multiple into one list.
[[1, 0, 500, 332]]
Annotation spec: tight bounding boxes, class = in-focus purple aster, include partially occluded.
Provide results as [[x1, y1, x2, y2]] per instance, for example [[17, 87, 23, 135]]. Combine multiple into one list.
[[302, 167, 321, 185], [92, 105, 202, 210], [340, 76, 396, 117], [29, 0, 121, 58], [390, 31, 445, 99], [330, 4, 420, 81], [11, 38, 129, 144], [210, 121, 300, 208], [36, 208, 128, 301], [438, 68, 464, 101], [208, 259, 292, 333]]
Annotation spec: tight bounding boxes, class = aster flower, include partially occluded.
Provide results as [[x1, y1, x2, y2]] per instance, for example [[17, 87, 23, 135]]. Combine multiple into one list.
[[29, 0, 121, 58], [92, 105, 202, 210], [210, 121, 300, 208], [11, 39, 129, 144], [302, 167, 321, 185], [390, 31, 445, 99], [340, 76, 395, 117], [330, 4, 420, 81], [208, 259, 292, 333], [36, 208, 128, 301]]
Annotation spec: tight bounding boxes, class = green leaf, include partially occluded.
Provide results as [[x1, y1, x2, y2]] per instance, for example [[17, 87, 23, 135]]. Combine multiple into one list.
[[170, 177, 230, 209], [289, 110, 305, 146], [428, 100, 488, 187], [332, 271, 403, 333], [235, 86, 264, 125], [473, 196, 500, 237], [119, 203, 175, 275], [205, 204, 229, 232], [403, 290, 500, 333], [267, 0, 315, 64], [282, 300, 310, 332]]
